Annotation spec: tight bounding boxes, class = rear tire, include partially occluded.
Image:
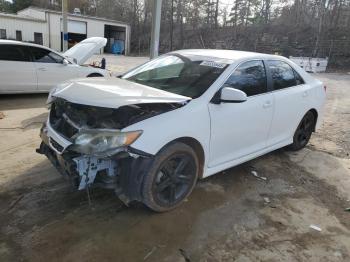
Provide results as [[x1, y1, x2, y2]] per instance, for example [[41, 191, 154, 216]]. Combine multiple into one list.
[[289, 111, 315, 151], [142, 142, 199, 212]]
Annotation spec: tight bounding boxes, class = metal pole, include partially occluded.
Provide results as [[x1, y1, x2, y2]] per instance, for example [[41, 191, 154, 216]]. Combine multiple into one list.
[[150, 0, 162, 59], [170, 0, 173, 51], [62, 0, 68, 51]]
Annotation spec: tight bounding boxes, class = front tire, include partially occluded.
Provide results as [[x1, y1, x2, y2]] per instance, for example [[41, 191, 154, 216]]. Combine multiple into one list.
[[289, 111, 315, 151], [142, 142, 199, 212], [87, 73, 103, 77]]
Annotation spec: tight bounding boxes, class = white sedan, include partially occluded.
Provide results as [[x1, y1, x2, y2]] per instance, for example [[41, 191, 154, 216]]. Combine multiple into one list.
[[0, 37, 109, 94], [37, 49, 326, 212]]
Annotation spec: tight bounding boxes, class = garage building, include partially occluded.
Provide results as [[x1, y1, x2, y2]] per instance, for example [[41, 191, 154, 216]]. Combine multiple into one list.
[[0, 6, 130, 55]]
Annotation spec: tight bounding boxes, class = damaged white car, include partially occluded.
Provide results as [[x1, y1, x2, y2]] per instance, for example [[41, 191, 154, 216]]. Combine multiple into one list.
[[37, 50, 326, 212], [0, 37, 108, 94]]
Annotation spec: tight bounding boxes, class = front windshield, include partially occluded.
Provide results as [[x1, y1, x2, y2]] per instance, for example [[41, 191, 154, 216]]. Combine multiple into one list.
[[122, 54, 229, 98]]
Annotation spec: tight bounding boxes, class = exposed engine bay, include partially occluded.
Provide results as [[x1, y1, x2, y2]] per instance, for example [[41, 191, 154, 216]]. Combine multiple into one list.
[[49, 98, 183, 140]]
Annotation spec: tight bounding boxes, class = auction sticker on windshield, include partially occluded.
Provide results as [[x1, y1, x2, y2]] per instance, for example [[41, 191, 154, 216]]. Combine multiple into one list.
[[200, 61, 227, 68]]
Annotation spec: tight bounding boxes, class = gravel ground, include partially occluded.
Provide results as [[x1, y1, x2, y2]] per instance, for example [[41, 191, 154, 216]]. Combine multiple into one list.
[[0, 58, 349, 261]]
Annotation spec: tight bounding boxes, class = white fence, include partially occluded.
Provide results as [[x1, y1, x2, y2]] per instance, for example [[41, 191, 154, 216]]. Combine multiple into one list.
[[290, 56, 328, 73]]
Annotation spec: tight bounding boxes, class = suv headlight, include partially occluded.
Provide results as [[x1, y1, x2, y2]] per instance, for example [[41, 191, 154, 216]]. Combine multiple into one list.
[[71, 130, 142, 155]]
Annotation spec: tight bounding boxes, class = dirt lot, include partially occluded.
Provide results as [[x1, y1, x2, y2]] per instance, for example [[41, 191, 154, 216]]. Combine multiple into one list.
[[0, 57, 349, 261]]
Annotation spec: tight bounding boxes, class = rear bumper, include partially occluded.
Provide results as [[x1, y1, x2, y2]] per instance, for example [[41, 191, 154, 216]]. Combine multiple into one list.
[[37, 123, 154, 204]]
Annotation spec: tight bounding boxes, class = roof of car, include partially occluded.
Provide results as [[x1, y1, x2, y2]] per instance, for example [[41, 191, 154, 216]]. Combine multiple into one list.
[[0, 39, 52, 50], [173, 49, 285, 61]]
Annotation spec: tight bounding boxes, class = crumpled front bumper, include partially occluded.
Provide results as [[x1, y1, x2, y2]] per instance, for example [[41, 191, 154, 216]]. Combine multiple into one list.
[[37, 122, 154, 204]]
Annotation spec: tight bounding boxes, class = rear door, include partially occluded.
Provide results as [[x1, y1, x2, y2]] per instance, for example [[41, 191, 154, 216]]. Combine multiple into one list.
[[208, 60, 274, 167], [0, 44, 37, 92], [29, 46, 79, 91], [266, 60, 311, 146]]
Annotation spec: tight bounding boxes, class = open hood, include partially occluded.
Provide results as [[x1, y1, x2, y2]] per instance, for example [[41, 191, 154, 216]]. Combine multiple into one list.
[[52, 78, 191, 108], [63, 37, 107, 65]]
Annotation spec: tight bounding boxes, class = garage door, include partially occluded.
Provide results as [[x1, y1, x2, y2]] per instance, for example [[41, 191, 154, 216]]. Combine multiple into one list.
[[61, 20, 87, 34]]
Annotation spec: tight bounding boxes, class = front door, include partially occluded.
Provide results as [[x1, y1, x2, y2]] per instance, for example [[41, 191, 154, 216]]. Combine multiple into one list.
[[29, 46, 78, 91], [208, 60, 274, 167]]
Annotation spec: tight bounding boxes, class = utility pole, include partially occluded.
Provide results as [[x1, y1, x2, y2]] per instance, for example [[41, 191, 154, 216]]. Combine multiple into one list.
[[150, 0, 162, 59], [62, 0, 68, 51], [170, 0, 174, 51]]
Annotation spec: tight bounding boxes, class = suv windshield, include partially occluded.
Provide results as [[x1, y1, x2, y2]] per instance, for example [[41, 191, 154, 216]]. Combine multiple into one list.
[[122, 54, 229, 98]]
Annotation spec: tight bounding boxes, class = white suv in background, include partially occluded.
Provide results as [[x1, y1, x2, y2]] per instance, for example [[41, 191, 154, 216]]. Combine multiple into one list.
[[0, 37, 109, 94]]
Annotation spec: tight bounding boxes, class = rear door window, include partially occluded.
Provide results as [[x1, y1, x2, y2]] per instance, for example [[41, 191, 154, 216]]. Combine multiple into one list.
[[224, 60, 267, 96], [0, 44, 30, 62], [267, 60, 297, 90]]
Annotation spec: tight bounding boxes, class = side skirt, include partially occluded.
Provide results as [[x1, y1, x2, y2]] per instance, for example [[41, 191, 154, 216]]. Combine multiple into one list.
[[203, 139, 292, 178]]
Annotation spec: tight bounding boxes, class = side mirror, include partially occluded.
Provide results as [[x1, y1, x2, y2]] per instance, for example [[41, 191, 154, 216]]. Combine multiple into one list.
[[62, 59, 69, 65], [219, 87, 247, 103]]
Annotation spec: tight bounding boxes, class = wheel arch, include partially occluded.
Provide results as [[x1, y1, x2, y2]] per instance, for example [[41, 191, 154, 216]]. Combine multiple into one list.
[[308, 108, 318, 131], [87, 73, 103, 77], [158, 136, 206, 178]]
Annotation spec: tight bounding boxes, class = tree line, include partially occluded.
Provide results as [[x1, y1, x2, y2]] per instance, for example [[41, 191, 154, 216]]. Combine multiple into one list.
[[1, 0, 349, 68]]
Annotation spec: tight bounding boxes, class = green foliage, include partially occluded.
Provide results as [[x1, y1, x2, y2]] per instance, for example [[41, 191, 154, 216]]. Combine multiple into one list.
[[11, 0, 33, 12], [0, 0, 33, 13], [0, 0, 14, 13]]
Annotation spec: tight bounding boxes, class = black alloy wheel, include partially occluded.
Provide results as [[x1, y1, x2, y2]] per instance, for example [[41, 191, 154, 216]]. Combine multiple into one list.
[[153, 153, 196, 205], [289, 111, 315, 151], [142, 142, 199, 212]]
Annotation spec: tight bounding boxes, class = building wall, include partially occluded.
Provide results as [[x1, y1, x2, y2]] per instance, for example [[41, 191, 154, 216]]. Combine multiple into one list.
[[0, 14, 48, 45], [47, 12, 130, 54], [0, 8, 130, 55]]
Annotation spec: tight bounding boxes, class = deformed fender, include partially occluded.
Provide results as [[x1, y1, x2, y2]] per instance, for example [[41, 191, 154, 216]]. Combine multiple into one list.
[[116, 150, 155, 203]]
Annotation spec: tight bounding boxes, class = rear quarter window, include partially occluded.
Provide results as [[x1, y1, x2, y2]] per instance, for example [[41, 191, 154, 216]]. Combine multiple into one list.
[[293, 69, 305, 85]]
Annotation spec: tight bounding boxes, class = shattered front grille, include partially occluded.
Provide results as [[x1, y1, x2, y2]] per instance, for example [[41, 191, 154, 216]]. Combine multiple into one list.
[[49, 101, 79, 140]]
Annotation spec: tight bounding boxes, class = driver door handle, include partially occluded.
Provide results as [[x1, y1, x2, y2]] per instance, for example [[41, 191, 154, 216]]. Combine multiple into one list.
[[38, 68, 47, 71], [263, 101, 272, 108]]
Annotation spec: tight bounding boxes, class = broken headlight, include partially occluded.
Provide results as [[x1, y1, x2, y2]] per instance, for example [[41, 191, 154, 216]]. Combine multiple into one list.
[[71, 130, 142, 155]]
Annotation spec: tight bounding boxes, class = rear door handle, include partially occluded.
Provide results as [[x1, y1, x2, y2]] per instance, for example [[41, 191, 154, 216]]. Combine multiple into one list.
[[38, 68, 47, 71], [263, 101, 272, 108]]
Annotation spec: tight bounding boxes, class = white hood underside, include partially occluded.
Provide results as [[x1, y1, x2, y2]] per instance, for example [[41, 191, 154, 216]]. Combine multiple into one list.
[[63, 37, 107, 65], [53, 78, 191, 108]]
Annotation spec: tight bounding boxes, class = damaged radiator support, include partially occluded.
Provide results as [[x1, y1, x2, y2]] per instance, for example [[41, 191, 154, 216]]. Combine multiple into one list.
[[37, 141, 155, 204], [74, 152, 154, 204], [74, 156, 117, 190]]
